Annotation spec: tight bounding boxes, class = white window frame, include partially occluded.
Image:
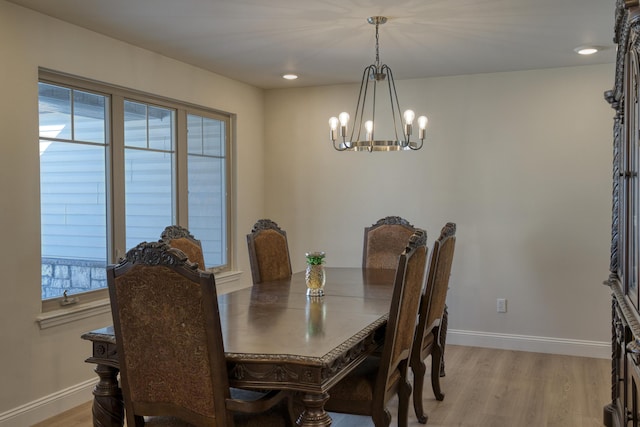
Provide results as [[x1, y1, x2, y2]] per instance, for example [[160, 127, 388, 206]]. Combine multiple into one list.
[[38, 69, 235, 315]]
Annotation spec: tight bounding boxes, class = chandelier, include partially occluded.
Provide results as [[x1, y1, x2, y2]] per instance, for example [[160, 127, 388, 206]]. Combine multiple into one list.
[[329, 16, 428, 152]]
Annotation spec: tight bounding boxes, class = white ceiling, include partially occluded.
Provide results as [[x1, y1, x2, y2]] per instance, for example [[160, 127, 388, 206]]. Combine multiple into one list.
[[7, 0, 616, 89]]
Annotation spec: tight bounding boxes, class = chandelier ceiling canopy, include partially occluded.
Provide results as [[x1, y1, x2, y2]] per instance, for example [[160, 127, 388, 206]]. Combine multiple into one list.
[[329, 16, 428, 152]]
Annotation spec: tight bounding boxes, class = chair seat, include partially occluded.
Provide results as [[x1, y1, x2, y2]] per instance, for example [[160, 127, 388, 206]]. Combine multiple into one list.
[[325, 354, 401, 416], [328, 356, 380, 403], [144, 411, 286, 427], [144, 388, 290, 427]]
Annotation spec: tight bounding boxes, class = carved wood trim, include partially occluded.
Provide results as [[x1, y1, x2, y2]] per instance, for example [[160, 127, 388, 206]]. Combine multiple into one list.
[[609, 1, 627, 276], [610, 114, 621, 274], [604, 3, 640, 425], [371, 216, 414, 228], [250, 218, 286, 234], [121, 241, 196, 269], [226, 315, 386, 388], [606, 2, 640, 276], [160, 224, 199, 242], [610, 279, 640, 346]]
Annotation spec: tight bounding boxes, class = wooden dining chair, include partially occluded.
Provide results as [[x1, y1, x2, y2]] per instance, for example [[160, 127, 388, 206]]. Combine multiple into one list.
[[363, 216, 417, 269], [323, 229, 428, 427], [410, 222, 457, 424], [246, 219, 292, 284], [107, 241, 293, 427], [160, 224, 206, 270]]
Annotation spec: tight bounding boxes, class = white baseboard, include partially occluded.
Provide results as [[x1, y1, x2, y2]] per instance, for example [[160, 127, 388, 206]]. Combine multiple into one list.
[[0, 378, 95, 427], [0, 330, 610, 426], [446, 329, 610, 359]]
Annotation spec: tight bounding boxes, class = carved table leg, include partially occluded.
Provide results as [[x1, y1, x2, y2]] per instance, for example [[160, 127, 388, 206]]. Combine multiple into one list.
[[91, 364, 124, 427], [296, 392, 332, 427]]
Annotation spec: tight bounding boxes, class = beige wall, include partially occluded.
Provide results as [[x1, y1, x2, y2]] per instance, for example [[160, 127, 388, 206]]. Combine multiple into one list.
[[264, 64, 614, 352], [0, 0, 616, 423], [0, 1, 264, 422]]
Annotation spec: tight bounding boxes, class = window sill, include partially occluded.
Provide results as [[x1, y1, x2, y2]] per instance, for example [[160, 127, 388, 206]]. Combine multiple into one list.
[[212, 270, 247, 295], [212, 269, 243, 285], [36, 270, 243, 330], [36, 298, 111, 330]]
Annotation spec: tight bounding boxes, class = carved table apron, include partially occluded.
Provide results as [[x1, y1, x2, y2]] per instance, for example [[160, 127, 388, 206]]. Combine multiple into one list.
[[82, 267, 395, 427]]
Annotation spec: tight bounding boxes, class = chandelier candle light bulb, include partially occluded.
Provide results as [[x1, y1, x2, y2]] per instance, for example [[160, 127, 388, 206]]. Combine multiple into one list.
[[329, 116, 339, 141], [418, 115, 428, 140], [404, 109, 415, 136], [365, 120, 374, 141], [338, 112, 350, 139]]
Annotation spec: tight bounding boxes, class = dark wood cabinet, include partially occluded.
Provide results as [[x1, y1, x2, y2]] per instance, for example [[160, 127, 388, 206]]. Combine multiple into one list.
[[606, 2, 640, 426]]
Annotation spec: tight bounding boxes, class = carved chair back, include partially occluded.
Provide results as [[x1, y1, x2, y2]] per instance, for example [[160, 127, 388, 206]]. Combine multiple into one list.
[[246, 219, 292, 284], [107, 241, 232, 426], [324, 229, 428, 426], [421, 222, 456, 332], [374, 229, 428, 408], [160, 224, 206, 270], [410, 222, 457, 422], [363, 216, 417, 269], [107, 242, 293, 427]]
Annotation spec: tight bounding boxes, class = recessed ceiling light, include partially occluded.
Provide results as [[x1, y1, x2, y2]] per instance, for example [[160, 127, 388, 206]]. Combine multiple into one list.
[[282, 74, 298, 80], [574, 46, 599, 55]]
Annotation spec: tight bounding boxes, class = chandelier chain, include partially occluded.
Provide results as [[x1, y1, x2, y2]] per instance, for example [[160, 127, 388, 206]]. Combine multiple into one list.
[[375, 21, 380, 68]]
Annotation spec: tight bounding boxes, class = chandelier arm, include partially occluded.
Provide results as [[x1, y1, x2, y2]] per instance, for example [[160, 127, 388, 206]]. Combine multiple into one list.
[[332, 139, 348, 151], [353, 65, 374, 144], [368, 75, 377, 152], [409, 139, 424, 150], [371, 69, 377, 142], [384, 65, 406, 146]]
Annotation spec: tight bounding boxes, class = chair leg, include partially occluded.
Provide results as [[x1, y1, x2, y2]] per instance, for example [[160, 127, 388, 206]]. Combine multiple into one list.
[[372, 408, 392, 427], [397, 377, 412, 427], [411, 357, 428, 424], [131, 414, 144, 427], [431, 341, 445, 401], [439, 305, 448, 377], [285, 392, 297, 427]]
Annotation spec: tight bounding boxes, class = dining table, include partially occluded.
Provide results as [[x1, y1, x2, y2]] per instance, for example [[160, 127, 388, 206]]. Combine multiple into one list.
[[81, 266, 397, 427]]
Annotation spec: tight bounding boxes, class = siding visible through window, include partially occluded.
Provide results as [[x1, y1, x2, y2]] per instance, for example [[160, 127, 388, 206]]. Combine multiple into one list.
[[38, 70, 233, 303]]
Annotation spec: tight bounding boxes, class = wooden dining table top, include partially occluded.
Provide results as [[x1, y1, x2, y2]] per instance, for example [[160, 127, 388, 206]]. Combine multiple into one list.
[[220, 267, 395, 361]]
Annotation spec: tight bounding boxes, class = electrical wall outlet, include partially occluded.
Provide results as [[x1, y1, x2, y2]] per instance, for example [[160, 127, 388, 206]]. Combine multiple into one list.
[[497, 298, 507, 313]]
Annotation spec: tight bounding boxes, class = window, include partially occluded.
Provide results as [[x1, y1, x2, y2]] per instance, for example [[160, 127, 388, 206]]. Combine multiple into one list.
[[123, 100, 176, 248], [38, 70, 232, 302], [187, 114, 227, 266]]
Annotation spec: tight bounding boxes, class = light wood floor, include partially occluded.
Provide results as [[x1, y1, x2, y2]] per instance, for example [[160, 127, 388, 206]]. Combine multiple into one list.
[[33, 345, 609, 427]]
